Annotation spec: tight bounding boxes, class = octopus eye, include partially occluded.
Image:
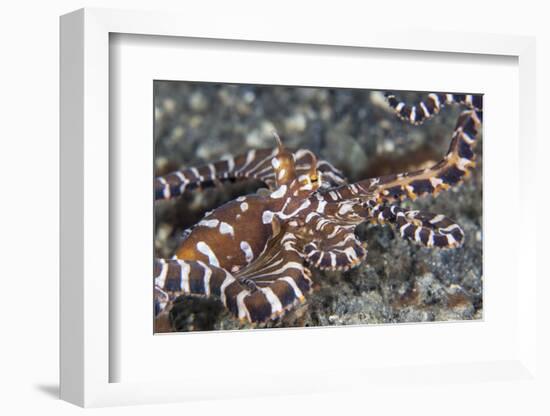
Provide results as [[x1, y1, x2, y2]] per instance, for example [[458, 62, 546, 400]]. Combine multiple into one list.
[[311, 174, 318, 183]]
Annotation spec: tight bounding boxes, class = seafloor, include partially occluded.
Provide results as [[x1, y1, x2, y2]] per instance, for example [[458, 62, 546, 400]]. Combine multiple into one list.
[[154, 82, 483, 331]]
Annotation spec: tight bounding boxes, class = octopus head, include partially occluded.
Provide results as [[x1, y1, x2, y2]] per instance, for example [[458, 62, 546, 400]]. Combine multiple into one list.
[[271, 132, 297, 187], [270, 131, 321, 197]]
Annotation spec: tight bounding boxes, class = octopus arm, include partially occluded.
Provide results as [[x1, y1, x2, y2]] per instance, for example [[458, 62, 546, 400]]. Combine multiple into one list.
[[154, 147, 277, 200], [155, 146, 349, 201], [154, 231, 315, 329], [370, 204, 465, 248], [353, 108, 481, 204], [385, 91, 482, 125]]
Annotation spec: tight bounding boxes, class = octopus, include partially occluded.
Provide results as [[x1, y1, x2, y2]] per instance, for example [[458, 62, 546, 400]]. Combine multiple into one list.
[[154, 91, 482, 332]]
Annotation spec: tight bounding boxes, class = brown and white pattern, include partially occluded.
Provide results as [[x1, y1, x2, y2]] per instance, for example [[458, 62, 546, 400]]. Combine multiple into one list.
[[154, 91, 482, 332], [154, 145, 347, 200], [385, 92, 483, 125]]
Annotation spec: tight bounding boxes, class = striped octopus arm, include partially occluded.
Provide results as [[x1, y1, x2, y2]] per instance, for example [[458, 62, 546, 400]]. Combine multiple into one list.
[[232, 232, 314, 322], [154, 258, 242, 331], [369, 204, 465, 248], [154, 233, 314, 328], [154, 147, 278, 200], [358, 108, 482, 204], [385, 91, 483, 125], [155, 146, 348, 201], [293, 149, 348, 189]]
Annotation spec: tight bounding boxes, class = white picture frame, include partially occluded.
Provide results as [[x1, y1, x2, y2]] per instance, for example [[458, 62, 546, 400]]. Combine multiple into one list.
[[60, 7, 540, 408]]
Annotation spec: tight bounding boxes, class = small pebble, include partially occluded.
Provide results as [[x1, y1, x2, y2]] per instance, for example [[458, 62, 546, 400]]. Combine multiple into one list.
[[243, 90, 255, 103], [370, 90, 391, 111], [189, 92, 208, 112], [163, 98, 176, 113], [284, 113, 307, 133]]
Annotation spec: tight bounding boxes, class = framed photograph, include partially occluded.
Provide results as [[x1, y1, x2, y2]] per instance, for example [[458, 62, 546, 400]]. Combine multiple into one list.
[[152, 81, 483, 334], [60, 7, 539, 408]]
